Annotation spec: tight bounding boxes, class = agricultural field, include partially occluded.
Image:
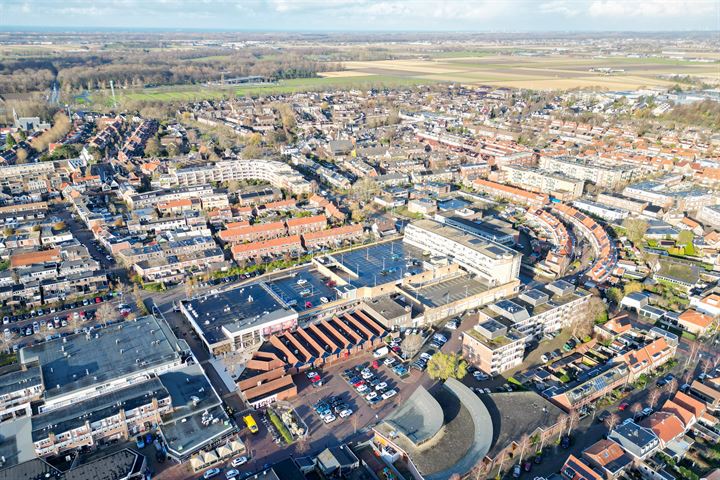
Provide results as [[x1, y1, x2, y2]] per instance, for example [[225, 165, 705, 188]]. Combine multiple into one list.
[[330, 54, 720, 90]]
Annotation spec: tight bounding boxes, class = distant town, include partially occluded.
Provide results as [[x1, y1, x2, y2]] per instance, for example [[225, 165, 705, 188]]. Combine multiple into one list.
[[0, 28, 718, 480]]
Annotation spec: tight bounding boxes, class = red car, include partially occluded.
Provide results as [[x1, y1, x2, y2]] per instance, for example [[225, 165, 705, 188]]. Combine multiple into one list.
[[305, 301, 312, 308], [352, 379, 365, 388], [95, 297, 102, 303], [618, 402, 629, 411]]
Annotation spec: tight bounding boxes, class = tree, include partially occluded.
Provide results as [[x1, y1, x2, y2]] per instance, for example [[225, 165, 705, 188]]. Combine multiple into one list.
[[623, 281, 644, 296], [144, 136, 160, 157], [566, 409, 580, 438], [606, 287, 623, 305], [52, 221, 66, 231], [16, 148, 28, 164], [622, 218, 648, 245], [426, 351, 468, 381], [587, 295, 607, 325], [606, 412, 620, 431], [665, 378, 678, 395], [4, 133, 15, 150], [97, 302, 115, 327], [351, 177, 379, 204], [166, 142, 180, 157], [678, 230, 694, 247], [516, 434, 531, 465], [647, 388, 661, 409], [401, 333, 423, 359], [630, 402, 642, 420]]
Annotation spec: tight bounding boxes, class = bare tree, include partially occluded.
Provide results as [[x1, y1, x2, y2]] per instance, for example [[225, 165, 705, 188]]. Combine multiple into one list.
[[647, 388, 661, 409], [351, 414, 360, 435], [665, 378, 678, 395], [685, 341, 701, 369], [556, 414, 568, 442], [606, 412, 620, 431], [630, 403, 642, 419], [401, 333, 424, 359], [97, 302, 115, 327], [495, 450, 509, 479], [681, 369, 693, 385], [295, 436, 309, 456], [516, 434, 531, 465], [566, 410, 580, 438], [700, 357, 714, 375], [471, 459, 489, 480]]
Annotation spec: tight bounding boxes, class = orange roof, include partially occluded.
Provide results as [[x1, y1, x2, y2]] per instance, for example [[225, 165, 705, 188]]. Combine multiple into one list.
[[141, 162, 160, 172], [662, 399, 695, 427], [700, 293, 720, 307], [474, 178, 548, 203], [640, 411, 685, 443], [286, 215, 327, 228], [302, 224, 362, 241], [219, 221, 286, 241], [157, 198, 192, 209], [263, 199, 296, 210], [10, 248, 61, 268], [561, 455, 603, 480], [681, 217, 700, 229], [705, 231, 720, 244], [225, 221, 250, 229], [605, 314, 632, 335], [678, 309, 714, 329], [673, 390, 707, 417], [583, 439, 626, 468], [230, 235, 301, 255]]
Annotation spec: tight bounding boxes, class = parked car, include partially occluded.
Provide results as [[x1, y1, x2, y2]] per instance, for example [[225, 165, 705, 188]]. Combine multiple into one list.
[[339, 409, 353, 418], [231, 456, 248, 467], [473, 371, 489, 381], [618, 402, 629, 411], [203, 468, 221, 479], [382, 389, 397, 400], [323, 414, 336, 423], [226, 470, 239, 479]]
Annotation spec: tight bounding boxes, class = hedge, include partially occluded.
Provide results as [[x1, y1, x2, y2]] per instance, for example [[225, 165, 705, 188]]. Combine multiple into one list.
[[268, 410, 293, 445]]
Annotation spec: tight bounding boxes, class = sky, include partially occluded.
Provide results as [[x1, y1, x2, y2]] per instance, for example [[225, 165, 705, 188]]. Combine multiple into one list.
[[1, 0, 719, 32]]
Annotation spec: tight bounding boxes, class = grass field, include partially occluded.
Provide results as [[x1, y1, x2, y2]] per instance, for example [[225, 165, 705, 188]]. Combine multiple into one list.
[[331, 54, 720, 90], [110, 75, 436, 105]]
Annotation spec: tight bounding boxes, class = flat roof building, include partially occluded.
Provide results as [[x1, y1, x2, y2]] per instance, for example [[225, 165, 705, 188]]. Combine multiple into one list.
[[181, 283, 298, 355], [403, 219, 521, 287]]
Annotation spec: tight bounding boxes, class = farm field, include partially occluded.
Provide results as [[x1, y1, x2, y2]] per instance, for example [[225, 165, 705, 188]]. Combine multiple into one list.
[[333, 54, 720, 90]]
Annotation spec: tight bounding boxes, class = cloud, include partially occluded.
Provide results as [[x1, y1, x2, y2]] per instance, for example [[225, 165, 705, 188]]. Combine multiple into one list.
[[540, 0, 581, 17], [588, 0, 716, 17]]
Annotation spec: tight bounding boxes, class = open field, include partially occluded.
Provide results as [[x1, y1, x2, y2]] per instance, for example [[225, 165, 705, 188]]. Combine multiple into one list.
[[331, 54, 720, 90], [77, 52, 720, 107], [103, 75, 436, 105]]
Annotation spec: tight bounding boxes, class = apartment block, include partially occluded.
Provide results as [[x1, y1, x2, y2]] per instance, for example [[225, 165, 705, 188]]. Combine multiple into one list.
[[500, 165, 584, 200], [403, 219, 521, 286]]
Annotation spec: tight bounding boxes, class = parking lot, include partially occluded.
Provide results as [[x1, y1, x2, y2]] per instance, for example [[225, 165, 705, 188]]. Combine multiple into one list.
[[264, 268, 337, 312], [330, 240, 424, 287]]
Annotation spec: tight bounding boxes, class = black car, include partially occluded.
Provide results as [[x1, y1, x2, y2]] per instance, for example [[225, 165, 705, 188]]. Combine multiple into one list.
[[561, 436, 571, 449]]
